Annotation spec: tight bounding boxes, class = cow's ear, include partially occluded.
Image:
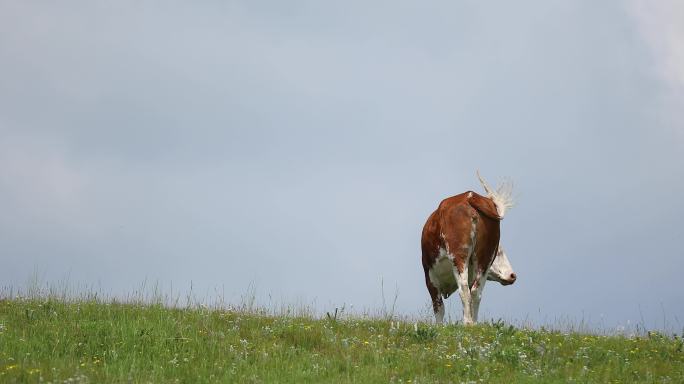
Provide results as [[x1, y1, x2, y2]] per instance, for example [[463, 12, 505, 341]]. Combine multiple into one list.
[[468, 193, 502, 220]]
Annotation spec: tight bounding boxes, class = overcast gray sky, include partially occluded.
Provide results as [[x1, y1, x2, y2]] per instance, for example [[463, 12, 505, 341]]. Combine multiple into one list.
[[1, 1, 683, 331]]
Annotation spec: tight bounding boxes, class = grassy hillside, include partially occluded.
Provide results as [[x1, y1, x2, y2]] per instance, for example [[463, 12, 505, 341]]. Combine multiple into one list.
[[0, 298, 682, 383]]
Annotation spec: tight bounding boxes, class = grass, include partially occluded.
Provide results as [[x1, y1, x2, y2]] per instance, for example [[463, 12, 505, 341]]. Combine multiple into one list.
[[0, 296, 683, 383]]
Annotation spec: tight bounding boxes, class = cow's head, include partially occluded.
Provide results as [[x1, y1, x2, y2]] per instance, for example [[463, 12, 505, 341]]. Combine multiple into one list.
[[487, 246, 516, 285]]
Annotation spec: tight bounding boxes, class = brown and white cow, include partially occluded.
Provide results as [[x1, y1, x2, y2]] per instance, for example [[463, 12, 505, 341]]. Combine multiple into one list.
[[421, 172, 515, 324]]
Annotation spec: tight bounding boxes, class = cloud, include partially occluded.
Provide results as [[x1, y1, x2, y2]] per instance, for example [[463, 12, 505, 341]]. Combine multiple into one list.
[[629, 1, 684, 133], [630, 1, 684, 88], [0, 133, 86, 215]]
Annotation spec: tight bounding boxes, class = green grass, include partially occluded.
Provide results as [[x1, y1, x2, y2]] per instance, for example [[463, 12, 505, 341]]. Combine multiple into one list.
[[0, 297, 682, 383]]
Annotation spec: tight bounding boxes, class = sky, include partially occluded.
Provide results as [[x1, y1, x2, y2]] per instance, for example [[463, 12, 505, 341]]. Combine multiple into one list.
[[1, 1, 683, 332]]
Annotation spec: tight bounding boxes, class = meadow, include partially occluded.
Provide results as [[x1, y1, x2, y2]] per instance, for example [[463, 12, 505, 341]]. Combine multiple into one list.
[[0, 294, 682, 383]]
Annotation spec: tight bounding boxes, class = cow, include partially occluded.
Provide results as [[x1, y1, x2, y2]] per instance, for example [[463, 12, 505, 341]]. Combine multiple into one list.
[[421, 172, 515, 325]]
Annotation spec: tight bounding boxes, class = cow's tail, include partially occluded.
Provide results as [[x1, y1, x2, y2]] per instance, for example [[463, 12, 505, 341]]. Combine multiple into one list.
[[466, 191, 502, 221], [476, 171, 514, 218]]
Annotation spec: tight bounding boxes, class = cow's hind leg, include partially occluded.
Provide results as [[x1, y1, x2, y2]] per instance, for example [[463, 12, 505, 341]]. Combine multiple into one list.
[[470, 271, 488, 323], [424, 271, 444, 324], [454, 258, 474, 325]]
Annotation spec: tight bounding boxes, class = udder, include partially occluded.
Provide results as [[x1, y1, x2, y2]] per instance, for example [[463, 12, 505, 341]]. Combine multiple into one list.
[[428, 251, 458, 298]]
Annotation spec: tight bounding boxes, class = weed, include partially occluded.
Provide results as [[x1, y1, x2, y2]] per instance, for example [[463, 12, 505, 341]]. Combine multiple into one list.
[[0, 298, 682, 383]]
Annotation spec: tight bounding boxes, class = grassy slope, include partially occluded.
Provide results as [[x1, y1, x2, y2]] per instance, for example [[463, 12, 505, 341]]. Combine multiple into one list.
[[0, 298, 682, 383]]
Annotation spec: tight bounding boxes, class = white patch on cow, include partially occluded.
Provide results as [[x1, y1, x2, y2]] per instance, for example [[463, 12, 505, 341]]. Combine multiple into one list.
[[428, 248, 458, 298], [467, 216, 478, 285]]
